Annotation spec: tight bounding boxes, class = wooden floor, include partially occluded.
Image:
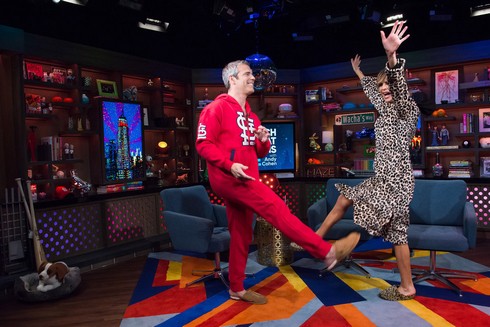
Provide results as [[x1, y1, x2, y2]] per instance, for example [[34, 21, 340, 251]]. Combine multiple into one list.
[[1, 233, 489, 327]]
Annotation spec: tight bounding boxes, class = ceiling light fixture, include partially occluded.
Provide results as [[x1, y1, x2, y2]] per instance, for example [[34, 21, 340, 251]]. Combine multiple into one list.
[[470, 3, 490, 17], [381, 13, 404, 28], [325, 14, 350, 24], [138, 18, 169, 33], [429, 9, 452, 21], [118, 0, 143, 11], [53, 0, 88, 6]]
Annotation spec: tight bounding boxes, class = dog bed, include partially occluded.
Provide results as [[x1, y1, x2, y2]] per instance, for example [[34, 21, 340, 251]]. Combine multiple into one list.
[[14, 267, 81, 302]]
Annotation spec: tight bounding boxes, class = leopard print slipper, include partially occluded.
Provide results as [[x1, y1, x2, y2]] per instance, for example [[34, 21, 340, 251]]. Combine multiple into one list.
[[379, 285, 415, 301]]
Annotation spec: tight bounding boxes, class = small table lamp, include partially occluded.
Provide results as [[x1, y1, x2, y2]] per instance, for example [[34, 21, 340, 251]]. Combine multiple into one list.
[[322, 131, 334, 152]]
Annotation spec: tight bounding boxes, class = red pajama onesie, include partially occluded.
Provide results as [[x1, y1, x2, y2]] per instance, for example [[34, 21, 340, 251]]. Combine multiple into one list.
[[196, 94, 332, 292]]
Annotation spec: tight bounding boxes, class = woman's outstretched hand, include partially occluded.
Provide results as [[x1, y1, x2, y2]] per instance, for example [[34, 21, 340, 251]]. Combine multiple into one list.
[[350, 54, 364, 79], [380, 20, 410, 57]]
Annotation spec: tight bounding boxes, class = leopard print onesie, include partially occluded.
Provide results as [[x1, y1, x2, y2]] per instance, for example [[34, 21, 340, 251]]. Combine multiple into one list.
[[336, 58, 420, 245]]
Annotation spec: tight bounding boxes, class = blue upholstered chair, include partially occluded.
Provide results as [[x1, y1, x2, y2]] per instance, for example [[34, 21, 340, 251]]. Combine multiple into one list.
[[407, 179, 477, 296], [307, 178, 381, 277], [160, 185, 230, 287]]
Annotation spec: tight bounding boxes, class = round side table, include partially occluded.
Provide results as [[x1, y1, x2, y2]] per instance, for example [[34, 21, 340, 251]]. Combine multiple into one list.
[[254, 216, 293, 266]]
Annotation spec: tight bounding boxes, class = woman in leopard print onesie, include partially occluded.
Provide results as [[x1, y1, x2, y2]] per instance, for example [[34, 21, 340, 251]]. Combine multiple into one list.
[[315, 21, 419, 301]]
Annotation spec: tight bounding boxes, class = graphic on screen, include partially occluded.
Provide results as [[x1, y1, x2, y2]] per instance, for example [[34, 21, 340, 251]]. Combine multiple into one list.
[[101, 100, 144, 182], [258, 122, 295, 172]]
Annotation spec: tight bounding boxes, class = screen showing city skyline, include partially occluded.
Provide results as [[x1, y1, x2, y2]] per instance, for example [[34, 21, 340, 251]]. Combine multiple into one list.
[[101, 100, 144, 183]]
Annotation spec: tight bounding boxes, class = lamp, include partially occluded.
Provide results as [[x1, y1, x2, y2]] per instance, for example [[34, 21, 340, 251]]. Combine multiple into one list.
[[322, 131, 334, 152], [156, 141, 168, 156]]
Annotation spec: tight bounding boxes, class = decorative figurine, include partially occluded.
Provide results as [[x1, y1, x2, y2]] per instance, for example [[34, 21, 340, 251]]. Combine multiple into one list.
[[175, 173, 188, 185], [69, 144, 75, 159], [63, 143, 70, 160], [68, 116, 74, 130], [432, 152, 444, 177], [145, 155, 154, 177], [70, 169, 91, 196], [473, 72, 479, 83], [85, 117, 91, 130], [345, 129, 353, 151], [182, 144, 190, 156], [66, 69, 76, 85], [77, 118, 83, 131], [430, 125, 440, 146], [440, 124, 449, 145], [309, 133, 321, 151], [175, 117, 185, 127]]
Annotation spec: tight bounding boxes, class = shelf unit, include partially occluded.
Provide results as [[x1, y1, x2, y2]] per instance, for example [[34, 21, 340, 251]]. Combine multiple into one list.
[[23, 58, 95, 200], [20, 56, 196, 201]]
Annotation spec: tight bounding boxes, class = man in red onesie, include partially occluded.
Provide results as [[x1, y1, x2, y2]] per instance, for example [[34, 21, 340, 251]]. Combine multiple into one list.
[[196, 60, 360, 304]]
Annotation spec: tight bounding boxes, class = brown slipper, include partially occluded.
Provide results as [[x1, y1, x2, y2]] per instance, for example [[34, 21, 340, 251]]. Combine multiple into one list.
[[230, 290, 268, 305], [379, 285, 415, 301], [334, 231, 360, 262]]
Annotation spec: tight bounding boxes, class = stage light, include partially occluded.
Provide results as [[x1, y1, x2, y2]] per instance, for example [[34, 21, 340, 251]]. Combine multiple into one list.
[[325, 14, 350, 24], [138, 18, 169, 33], [470, 3, 490, 17], [429, 9, 452, 21], [381, 13, 404, 28], [292, 33, 314, 42], [118, 0, 143, 11], [54, 0, 88, 6]]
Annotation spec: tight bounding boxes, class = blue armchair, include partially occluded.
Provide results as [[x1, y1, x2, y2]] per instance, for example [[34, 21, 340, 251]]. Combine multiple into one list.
[[308, 178, 478, 296], [160, 185, 230, 288], [407, 179, 477, 296], [307, 178, 380, 277]]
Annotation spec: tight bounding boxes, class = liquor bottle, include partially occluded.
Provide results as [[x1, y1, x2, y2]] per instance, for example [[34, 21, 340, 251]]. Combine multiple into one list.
[[432, 152, 443, 177]]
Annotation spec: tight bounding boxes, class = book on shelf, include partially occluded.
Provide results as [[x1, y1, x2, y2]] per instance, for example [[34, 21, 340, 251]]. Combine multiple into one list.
[[426, 145, 459, 150], [449, 160, 472, 167], [96, 183, 126, 194], [40, 135, 63, 161], [412, 169, 424, 177], [448, 171, 474, 178], [460, 113, 474, 133], [448, 160, 473, 178]]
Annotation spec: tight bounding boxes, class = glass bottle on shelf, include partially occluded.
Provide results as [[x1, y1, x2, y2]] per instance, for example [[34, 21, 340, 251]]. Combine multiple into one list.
[[432, 152, 443, 177]]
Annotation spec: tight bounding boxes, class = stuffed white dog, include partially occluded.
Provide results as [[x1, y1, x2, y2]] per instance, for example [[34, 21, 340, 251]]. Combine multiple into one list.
[[37, 261, 69, 292]]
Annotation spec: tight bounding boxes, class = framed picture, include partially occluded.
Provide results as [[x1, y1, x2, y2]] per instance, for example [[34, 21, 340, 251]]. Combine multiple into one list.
[[25, 62, 44, 80], [305, 89, 319, 103], [479, 108, 490, 132], [434, 69, 459, 104], [96, 79, 119, 98], [480, 157, 490, 177]]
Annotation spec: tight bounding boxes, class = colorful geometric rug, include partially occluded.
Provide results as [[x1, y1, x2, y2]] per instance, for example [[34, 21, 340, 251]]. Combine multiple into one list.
[[121, 241, 490, 327]]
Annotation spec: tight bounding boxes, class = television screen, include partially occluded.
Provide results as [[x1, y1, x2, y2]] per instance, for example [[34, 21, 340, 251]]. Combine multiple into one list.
[[100, 99, 145, 183], [258, 121, 296, 173]]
